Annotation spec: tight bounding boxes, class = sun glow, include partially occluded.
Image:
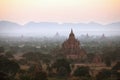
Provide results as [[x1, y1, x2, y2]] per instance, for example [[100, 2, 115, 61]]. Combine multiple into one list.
[[0, 0, 120, 24]]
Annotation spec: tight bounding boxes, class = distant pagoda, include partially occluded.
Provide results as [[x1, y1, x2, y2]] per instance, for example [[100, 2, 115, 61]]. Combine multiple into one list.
[[62, 29, 87, 60]]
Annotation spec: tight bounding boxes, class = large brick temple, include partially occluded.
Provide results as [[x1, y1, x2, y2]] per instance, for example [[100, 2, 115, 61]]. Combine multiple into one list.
[[62, 29, 87, 60]]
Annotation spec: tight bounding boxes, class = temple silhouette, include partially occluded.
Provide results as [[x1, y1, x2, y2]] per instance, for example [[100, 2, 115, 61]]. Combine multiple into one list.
[[62, 29, 87, 60]]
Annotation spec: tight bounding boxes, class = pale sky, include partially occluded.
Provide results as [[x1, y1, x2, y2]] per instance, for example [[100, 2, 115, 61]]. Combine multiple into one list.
[[0, 0, 120, 24]]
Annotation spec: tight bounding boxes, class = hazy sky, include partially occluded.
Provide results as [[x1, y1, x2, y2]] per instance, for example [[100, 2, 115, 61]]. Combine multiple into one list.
[[0, 0, 120, 24]]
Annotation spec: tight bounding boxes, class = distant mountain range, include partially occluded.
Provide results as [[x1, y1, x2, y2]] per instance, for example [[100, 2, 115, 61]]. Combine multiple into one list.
[[0, 21, 120, 36]]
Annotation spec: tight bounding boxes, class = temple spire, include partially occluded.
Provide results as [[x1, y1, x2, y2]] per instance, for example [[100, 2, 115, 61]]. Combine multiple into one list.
[[71, 29, 73, 34], [69, 29, 75, 39]]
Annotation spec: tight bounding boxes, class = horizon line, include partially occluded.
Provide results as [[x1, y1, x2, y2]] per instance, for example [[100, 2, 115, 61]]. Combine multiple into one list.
[[0, 20, 120, 25]]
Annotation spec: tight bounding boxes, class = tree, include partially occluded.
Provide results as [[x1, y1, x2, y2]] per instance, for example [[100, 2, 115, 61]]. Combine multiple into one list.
[[112, 61, 120, 71], [34, 71, 48, 80], [19, 74, 32, 80], [52, 58, 71, 77], [96, 69, 111, 80], [5, 52, 14, 58], [102, 46, 120, 62], [28, 64, 48, 80], [0, 46, 4, 54], [73, 66, 90, 78], [111, 71, 120, 80], [46, 64, 54, 77], [71, 64, 75, 70], [105, 57, 111, 67], [112, 61, 120, 80], [0, 56, 20, 77], [0, 72, 10, 80]]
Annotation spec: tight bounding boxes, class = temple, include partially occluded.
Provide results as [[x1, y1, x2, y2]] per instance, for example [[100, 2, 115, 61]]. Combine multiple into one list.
[[62, 29, 87, 60]]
